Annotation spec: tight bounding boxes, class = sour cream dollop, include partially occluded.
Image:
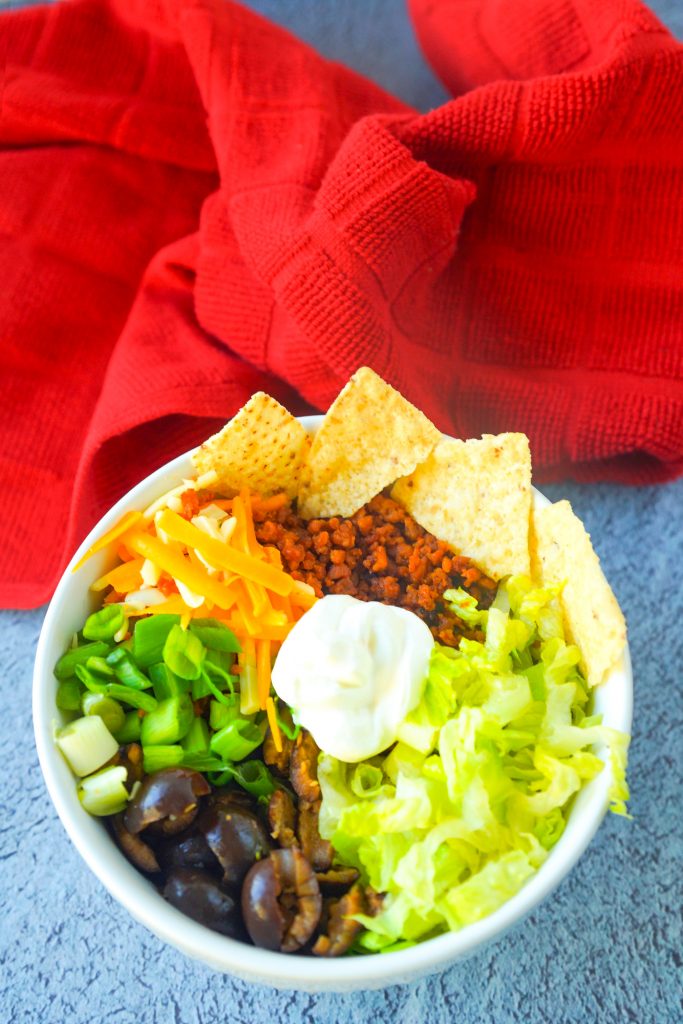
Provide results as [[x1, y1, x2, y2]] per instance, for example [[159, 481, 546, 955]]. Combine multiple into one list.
[[271, 595, 434, 763]]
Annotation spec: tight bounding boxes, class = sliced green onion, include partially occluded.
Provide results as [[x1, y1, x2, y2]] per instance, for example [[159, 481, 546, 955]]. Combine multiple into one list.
[[188, 619, 241, 653], [82, 605, 125, 641], [105, 648, 152, 691], [182, 753, 226, 773], [140, 694, 194, 746], [143, 745, 185, 774], [209, 695, 242, 732], [56, 716, 119, 777], [163, 625, 205, 681], [181, 716, 210, 754], [132, 614, 180, 667], [77, 765, 129, 816], [230, 760, 276, 798], [206, 768, 235, 787], [204, 657, 237, 694], [85, 656, 115, 678], [54, 641, 110, 680], [114, 710, 142, 744], [56, 679, 83, 712], [209, 718, 265, 762], [74, 664, 109, 694], [82, 693, 126, 735], [105, 684, 158, 713], [192, 669, 231, 705], [275, 707, 301, 742], [113, 614, 129, 644], [149, 662, 190, 701]]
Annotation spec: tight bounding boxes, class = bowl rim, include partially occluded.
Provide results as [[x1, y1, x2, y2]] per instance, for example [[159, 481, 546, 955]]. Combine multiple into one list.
[[33, 416, 633, 989]]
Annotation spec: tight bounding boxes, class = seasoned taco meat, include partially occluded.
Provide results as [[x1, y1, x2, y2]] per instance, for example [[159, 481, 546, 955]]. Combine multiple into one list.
[[253, 494, 496, 646]]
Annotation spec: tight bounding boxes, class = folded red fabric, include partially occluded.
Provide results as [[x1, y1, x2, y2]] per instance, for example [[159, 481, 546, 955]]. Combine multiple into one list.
[[1, 0, 681, 608]]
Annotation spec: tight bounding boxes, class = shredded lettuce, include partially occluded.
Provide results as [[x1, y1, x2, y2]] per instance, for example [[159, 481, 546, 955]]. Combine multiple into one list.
[[319, 575, 630, 946]]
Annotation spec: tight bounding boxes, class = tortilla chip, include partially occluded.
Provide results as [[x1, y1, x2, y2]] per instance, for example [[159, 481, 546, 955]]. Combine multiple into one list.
[[531, 500, 627, 687], [297, 367, 441, 519], [192, 393, 309, 499], [392, 433, 532, 579]]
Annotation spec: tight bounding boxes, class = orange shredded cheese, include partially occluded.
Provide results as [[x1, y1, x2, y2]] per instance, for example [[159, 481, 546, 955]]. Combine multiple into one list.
[[91, 557, 144, 594], [155, 510, 295, 596], [72, 511, 143, 572], [239, 489, 261, 557], [290, 579, 318, 610], [265, 697, 283, 752], [252, 492, 288, 513], [126, 531, 239, 611]]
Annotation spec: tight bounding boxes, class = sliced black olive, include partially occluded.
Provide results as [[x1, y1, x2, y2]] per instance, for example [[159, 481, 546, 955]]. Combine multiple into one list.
[[111, 813, 160, 874], [241, 848, 321, 953], [156, 829, 219, 874], [123, 768, 210, 837], [312, 883, 366, 957], [314, 866, 360, 894], [290, 731, 321, 802], [163, 868, 245, 939], [198, 799, 271, 886], [297, 800, 333, 871], [267, 788, 298, 848]]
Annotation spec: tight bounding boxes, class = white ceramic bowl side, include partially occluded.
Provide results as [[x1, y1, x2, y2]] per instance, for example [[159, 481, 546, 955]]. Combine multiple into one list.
[[33, 417, 632, 992]]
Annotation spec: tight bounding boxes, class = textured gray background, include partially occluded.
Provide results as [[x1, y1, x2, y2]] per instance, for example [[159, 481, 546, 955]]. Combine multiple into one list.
[[2, 1, 682, 1022]]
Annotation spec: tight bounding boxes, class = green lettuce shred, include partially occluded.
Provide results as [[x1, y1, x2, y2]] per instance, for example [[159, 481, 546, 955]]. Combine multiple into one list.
[[319, 575, 630, 946]]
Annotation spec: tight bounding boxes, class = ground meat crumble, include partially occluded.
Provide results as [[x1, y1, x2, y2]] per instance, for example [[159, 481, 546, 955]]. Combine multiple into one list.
[[253, 493, 497, 647]]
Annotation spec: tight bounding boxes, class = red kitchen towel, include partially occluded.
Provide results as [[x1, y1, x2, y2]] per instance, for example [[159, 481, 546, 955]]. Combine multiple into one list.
[[1, 0, 682, 608]]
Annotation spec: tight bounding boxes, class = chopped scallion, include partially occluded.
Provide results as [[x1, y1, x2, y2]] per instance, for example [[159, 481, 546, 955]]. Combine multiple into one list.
[[74, 664, 109, 694], [188, 619, 241, 653], [105, 648, 152, 690], [181, 716, 210, 755], [105, 684, 158, 713], [56, 716, 119, 777], [82, 605, 125, 641], [55, 679, 83, 712], [140, 694, 194, 746], [192, 669, 231, 705], [182, 753, 225, 773], [163, 625, 205, 681], [81, 693, 126, 735], [132, 614, 180, 668], [209, 718, 265, 762], [85, 656, 115, 678], [149, 662, 190, 701], [54, 641, 110, 680], [77, 765, 129, 816], [229, 760, 276, 798], [114, 710, 142, 744], [142, 745, 185, 774], [204, 657, 237, 694], [209, 695, 241, 732]]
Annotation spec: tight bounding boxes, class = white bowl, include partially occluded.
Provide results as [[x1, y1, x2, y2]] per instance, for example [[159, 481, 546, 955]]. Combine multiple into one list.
[[33, 417, 632, 992]]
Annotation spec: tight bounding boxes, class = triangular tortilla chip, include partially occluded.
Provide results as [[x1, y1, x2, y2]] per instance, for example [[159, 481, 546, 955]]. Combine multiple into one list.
[[192, 393, 309, 499], [392, 433, 532, 579], [297, 367, 441, 519], [531, 500, 627, 687]]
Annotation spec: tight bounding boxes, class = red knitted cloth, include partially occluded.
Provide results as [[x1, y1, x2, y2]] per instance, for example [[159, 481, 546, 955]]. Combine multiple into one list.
[[1, 0, 682, 608]]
